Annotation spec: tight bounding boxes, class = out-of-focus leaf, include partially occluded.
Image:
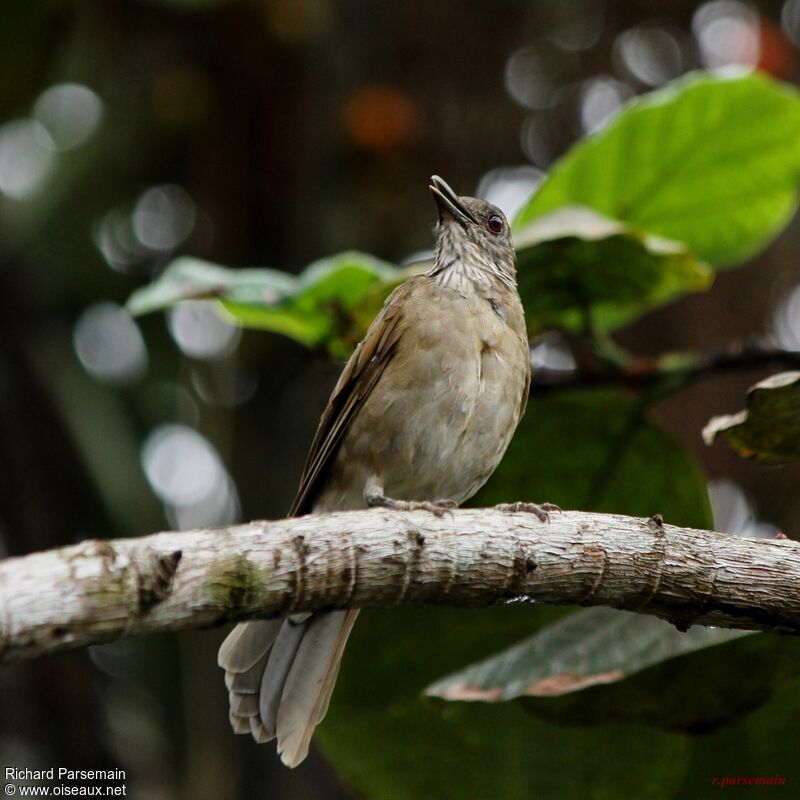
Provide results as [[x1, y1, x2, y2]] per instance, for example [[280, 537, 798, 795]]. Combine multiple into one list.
[[703, 371, 800, 463], [474, 388, 713, 530], [425, 608, 749, 708], [223, 252, 397, 358], [319, 606, 691, 800], [515, 71, 800, 267], [126, 256, 298, 316], [518, 631, 800, 734], [320, 599, 800, 797], [437, 383, 800, 739], [127, 252, 397, 357], [514, 206, 712, 332]]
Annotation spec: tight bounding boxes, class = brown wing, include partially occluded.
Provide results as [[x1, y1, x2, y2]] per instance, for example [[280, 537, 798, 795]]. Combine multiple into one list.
[[287, 278, 417, 517], [518, 370, 531, 421]]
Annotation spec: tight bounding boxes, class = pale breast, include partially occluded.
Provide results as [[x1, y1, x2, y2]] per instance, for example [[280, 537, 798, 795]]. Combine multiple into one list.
[[317, 281, 530, 510]]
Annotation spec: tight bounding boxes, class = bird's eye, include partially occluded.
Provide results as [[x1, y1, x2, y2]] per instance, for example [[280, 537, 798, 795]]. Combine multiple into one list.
[[487, 215, 504, 234]]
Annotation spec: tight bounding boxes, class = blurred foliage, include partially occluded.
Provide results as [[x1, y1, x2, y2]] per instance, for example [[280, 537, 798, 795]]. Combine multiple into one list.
[[425, 608, 800, 733], [319, 605, 691, 800], [130, 72, 800, 355], [514, 206, 711, 332], [704, 371, 800, 462], [425, 609, 800, 735], [517, 632, 800, 734], [320, 605, 800, 799], [426, 608, 750, 705], [127, 252, 398, 358], [516, 71, 800, 266]]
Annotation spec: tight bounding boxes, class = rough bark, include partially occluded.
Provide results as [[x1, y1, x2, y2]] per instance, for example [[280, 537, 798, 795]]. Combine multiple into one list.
[[1, 507, 799, 663]]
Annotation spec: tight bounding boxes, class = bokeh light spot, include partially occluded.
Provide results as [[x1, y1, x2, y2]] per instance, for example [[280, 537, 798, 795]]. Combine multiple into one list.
[[191, 362, 258, 408], [530, 332, 576, 372], [33, 83, 103, 151], [168, 300, 240, 361], [782, 0, 800, 46], [708, 478, 777, 538], [613, 25, 687, 87], [73, 302, 148, 385], [476, 166, 544, 221], [0, 119, 56, 200], [520, 112, 560, 168], [579, 76, 633, 133], [693, 1, 760, 70], [344, 84, 418, 151], [504, 46, 580, 111], [142, 424, 223, 506], [132, 184, 196, 252], [141, 424, 240, 529], [772, 283, 800, 350], [538, 0, 605, 52], [94, 206, 150, 273]]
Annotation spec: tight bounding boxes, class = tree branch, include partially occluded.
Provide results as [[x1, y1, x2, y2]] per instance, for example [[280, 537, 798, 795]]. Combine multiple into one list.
[[1, 507, 799, 664], [534, 339, 800, 395]]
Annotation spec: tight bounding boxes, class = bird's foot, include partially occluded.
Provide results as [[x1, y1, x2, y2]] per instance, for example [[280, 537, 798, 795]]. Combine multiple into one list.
[[495, 501, 561, 523], [366, 493, 458, 518]]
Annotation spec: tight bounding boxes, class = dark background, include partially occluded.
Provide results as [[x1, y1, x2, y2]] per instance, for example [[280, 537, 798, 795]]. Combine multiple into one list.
[[2, 1, 800, 797]]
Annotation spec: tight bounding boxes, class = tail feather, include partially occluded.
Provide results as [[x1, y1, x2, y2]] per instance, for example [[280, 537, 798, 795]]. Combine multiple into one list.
[[276, 609, 360, 768], [259, 618, 309, 737], [221, 619, 283, 741], [249, 716, 272, 744], [218, 619, 283, 672], [225, 654, 268, 694], [229, 691, 260, 717], [229, 711, 251, 734], [218, 609, 359, 767]]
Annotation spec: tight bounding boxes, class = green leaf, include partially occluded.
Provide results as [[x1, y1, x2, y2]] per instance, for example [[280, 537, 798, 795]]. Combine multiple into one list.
[[126, 252, 398, 356], [319, 606, 691, 800], [514, 206, 712, 331], [425, 607, 749, 702], [432, 386, 800, 742], [225, 251, 397, 357], [425, 609, 800, 735], [474, 388, 713, 530], [703, 371, 800, 463], [519, 631, 800, 735], [126, 256, 298, 316], [515, 71, 800, 267]]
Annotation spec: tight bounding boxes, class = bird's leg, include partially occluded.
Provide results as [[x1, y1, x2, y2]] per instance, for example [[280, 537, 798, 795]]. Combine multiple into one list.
[[364, 476, 457, 518], [494, 501, 561, 523]]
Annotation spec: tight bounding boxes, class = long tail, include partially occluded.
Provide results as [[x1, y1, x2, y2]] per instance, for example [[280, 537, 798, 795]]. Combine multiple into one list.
[[218, 609, 359, 767]]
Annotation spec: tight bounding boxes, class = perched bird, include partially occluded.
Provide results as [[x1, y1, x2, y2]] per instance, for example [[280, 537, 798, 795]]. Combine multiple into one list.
[[218, 175, 532, 767]]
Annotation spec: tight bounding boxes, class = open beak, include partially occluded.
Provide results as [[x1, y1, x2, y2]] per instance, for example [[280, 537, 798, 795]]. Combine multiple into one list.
[[429, 175, 478, 225]]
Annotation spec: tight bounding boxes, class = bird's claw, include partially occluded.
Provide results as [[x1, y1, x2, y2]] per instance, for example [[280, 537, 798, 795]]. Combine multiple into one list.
[[495, 501, 560, 523], [367, 494, 457, 518]]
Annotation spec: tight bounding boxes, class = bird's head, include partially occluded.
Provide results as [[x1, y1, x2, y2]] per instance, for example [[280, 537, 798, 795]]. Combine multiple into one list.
[[428, 175, 516, 290]]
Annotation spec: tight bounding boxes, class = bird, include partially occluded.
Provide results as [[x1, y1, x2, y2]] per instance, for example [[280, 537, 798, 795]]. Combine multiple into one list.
[[217, 175, 533, 768]]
